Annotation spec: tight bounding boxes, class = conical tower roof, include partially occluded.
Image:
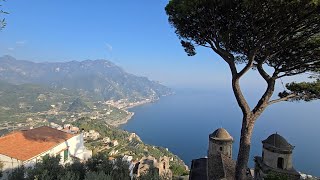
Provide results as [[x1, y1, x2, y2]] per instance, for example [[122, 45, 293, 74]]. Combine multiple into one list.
[[209, 128, 233, 141], [262, 133, 294, 151]]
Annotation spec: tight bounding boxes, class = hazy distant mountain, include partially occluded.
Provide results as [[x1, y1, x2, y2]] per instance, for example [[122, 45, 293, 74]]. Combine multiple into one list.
[[0, 55, 172, 101], [67, 98, 91, 112], [0, 80, 77, 114]]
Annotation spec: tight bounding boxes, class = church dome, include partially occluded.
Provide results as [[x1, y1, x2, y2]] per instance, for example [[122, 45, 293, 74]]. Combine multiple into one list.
[[209, 128, 233, 141], [262, 133, 294, 152]]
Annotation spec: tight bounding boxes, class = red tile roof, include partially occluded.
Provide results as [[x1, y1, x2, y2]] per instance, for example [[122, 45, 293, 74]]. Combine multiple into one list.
[[0, 126, 75, 161]]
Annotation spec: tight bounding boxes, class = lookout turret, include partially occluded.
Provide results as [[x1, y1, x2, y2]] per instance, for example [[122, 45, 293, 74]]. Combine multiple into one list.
[[254, 133, 300, 180], [208, 128, 233, 158]]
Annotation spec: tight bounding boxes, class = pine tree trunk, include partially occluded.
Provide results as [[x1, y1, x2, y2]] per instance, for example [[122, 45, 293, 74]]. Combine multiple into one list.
[[235, 116, 254, 180], [229, 63, 276, 179], [233, 79, 275, 179]]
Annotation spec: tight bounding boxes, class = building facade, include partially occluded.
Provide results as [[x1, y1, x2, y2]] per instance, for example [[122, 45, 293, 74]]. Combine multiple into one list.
[[0, 126, 92, 179]]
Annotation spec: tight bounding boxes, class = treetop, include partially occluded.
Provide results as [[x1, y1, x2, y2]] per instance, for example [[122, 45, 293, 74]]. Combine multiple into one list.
[[166, 0, 320, 78]]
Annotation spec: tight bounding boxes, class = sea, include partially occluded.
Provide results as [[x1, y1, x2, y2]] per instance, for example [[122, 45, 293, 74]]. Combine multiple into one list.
[[121, 88, 320, 176]]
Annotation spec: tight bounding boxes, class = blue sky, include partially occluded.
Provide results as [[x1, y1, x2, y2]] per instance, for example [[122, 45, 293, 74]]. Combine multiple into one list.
[[0, 0, 307, 89], [0, 0, 239, 88]]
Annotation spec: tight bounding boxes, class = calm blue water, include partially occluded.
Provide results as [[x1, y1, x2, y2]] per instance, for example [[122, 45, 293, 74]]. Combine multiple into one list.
[[121, 89, 320, 176]]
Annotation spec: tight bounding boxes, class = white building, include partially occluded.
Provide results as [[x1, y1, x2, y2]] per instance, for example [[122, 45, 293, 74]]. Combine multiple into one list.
[[83, 130, 100, 140], [122, 155, 133, 163], [111, 140, 119, 147], [0, 126, 92, 179]]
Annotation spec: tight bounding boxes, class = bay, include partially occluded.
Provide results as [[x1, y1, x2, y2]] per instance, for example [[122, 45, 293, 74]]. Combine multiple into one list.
[[121, 89, 320, 176]]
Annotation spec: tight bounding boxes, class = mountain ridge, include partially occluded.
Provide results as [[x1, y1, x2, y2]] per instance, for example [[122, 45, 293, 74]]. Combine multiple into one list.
[[0, 55, 172, 101]]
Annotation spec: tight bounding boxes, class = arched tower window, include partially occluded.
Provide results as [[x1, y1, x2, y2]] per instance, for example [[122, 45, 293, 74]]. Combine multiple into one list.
[[219, 146, 223, 151], [277, 157, 284, 169]]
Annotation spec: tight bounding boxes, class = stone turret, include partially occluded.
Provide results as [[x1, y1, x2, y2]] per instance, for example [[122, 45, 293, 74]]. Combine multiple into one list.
[[190, 128, 249, 180], [208, 128, 233, 158], [262, 133, 294, 170], [254, 133, 300, 180]]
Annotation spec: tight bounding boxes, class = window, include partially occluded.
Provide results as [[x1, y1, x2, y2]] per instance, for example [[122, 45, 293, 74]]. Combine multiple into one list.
[[277, 157, 284, 169], [64, 149, 69, 162], [220, 147, 223, 151]]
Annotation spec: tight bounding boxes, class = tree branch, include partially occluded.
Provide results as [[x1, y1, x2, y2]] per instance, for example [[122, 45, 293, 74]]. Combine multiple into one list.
[[257, 61, 271, 81], [237, 50, 256, 78], [207, 41, 251, 117], [207, 40, 238, 76], [252, 79, 276, 118], [232, 77, 252, 117], [277, 61, 320, 78], [268, 94, 297, 105]]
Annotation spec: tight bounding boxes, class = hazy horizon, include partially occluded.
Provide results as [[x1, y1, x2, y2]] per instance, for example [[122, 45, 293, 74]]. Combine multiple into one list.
[[1, 1, 314, 89]]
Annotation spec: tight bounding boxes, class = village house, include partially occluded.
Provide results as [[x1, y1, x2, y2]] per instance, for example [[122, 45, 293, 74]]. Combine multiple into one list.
[[0, 126, 92, 179], [61, 124, 80, 134], [102, 137, 111, 144], [122, 155, 133, 163], [111, 140, 119, 147], [83, 129, 100, 140]]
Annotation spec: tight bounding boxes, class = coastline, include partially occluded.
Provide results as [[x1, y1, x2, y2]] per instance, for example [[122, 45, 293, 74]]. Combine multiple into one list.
[[124, 98, 158, 110], [108, 93, 174, 127], [108, 99, 153, 127], [108, 111, 135, 127]]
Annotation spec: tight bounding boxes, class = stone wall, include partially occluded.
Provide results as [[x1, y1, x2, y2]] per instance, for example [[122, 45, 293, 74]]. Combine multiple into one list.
[[262, 148, 293, 170]]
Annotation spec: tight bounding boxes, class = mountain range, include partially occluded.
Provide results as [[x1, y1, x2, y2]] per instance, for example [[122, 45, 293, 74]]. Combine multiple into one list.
[[0, 55, 172, 101]]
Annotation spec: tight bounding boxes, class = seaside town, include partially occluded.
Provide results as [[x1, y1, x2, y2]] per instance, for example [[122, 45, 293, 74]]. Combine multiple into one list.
[[0, 97, 153, 136], [0, 124, 182, 179]]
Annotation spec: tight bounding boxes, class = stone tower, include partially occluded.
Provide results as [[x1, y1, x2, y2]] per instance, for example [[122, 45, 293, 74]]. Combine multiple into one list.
[[208, 128, 233, 158], [254, 133, 300, 180], [158, 156, 172, 179]]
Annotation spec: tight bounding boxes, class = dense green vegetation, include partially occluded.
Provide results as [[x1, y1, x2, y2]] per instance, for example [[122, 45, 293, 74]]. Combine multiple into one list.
[[0, 80, 130, 130], [0, 81, 78, 114], [0, 81, 74, 113], [73, 117, 188, 177], [169, 163, 189, 177], [7, 154, 129, 180], [67, 98, 91, 112], [6, 154, 176, 180], [264, 172, 289, 180], [283, 79, 320, 101]]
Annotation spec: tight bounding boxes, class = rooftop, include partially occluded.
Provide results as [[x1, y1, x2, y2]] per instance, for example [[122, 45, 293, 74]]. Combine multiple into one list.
[[262, 133, 294, 151], [0, 126, 75, 161], [209, 128, 233, 141]]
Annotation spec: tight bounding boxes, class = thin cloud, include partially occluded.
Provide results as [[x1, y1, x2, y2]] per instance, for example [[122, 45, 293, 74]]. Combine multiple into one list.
[[105, 43, 113, 52], [7, 47, 14, 51], [16, 40, 27, 46]]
